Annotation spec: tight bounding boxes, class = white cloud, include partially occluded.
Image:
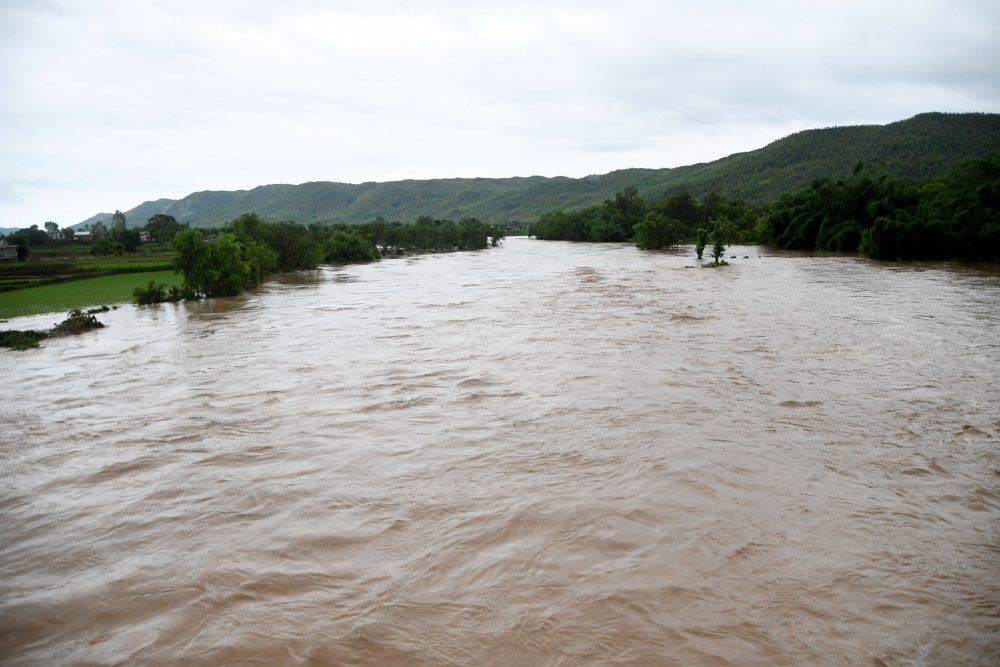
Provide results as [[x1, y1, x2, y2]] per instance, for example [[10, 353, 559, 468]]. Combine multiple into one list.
[[1, 0, 998, 226]]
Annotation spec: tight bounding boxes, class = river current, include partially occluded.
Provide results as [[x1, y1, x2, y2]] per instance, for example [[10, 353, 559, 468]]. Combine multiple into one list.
[[1, 237, 998, 666]]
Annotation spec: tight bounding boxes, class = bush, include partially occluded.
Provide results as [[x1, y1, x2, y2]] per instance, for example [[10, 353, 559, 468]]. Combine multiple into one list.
[[50, 309, 105, 336], [133, 281, 187, 304], [134, 281, 167, 304]]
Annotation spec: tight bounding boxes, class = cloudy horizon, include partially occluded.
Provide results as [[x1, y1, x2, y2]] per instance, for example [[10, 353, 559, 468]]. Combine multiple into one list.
[[2, 0, 998, 228]]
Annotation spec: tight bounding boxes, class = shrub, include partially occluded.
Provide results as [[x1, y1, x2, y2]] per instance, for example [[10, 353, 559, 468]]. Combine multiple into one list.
[[50, 309, 104, 336], [133, 281, 167, 304], [133, 281, 188, 304]]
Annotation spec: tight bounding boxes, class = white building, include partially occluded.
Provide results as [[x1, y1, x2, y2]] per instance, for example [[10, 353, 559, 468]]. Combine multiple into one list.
[[0, 239, 17, 261]]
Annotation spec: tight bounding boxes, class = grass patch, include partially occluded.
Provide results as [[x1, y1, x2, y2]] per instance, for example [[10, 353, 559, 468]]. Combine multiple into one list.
[[74, 251, 175, 269], [0, 270, 182, 319]]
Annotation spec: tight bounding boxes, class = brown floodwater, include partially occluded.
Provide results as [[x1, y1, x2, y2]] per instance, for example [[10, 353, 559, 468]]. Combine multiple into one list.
[[1, 237, 998, 666]]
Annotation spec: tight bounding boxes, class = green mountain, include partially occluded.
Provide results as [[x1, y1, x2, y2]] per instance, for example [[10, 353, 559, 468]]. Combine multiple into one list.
[[79, 112, 1000, 228]]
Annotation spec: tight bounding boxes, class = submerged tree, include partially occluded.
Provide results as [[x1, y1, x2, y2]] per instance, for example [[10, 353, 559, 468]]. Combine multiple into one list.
[[325, 230, 380, 262], [711, 229, 726, 263], [633, 212, 681, 250], [706, 215, 735, 265], [695, 228, 708, 259]]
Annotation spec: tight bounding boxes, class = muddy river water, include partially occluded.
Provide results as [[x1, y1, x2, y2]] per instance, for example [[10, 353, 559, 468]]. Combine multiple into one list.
[[1, 237, 998, 665]]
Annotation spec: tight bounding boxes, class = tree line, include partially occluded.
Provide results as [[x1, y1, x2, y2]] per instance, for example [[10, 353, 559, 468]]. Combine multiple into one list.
[[528, 155, 1000, 262], [2, 222, 81, 260], [529, 186, 756, 250], [138, 213, 504, 301], [758, 157, 1000, 261]]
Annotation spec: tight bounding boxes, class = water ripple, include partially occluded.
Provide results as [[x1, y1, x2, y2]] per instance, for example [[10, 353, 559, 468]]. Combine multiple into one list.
[[1, 239, 999, 665]]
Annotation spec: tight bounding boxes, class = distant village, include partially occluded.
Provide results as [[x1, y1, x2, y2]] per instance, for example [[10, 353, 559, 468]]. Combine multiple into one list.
[[0, 211, 181, 262], [71, 229, 151, 244]]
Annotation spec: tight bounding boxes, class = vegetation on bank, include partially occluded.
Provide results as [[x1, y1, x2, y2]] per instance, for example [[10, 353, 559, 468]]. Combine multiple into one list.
[[529, 187, 749, 262], [2, 210, 505, 313], [759, 156, 1000, 261], [146, 213, 504, 302], [530, 187, 753, 246], [529, 154, 1000, 263]]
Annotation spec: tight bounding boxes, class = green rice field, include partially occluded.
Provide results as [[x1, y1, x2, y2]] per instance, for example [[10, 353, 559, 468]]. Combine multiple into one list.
[[75, 258, 174, 270], [0, 270, 182, 320]]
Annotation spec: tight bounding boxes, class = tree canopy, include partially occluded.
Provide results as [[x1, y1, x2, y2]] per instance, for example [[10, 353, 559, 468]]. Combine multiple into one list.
[[530, 188, 757, 246], [759, 156, 1000, 261]]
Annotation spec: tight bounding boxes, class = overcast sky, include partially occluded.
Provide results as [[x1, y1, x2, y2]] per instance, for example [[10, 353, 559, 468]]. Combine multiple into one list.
[[1, 0, 998, 228]]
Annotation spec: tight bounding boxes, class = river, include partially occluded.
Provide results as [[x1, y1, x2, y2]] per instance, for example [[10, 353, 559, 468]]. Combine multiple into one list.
[[1, 237, 998, 665]]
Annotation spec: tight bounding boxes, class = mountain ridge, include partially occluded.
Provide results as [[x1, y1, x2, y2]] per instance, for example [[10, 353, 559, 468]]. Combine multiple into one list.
[[77, 112, 1000, 229]]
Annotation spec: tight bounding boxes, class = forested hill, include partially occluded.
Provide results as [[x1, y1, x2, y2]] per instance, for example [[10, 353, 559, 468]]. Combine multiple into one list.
[[79, 112, 1000, 228]]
